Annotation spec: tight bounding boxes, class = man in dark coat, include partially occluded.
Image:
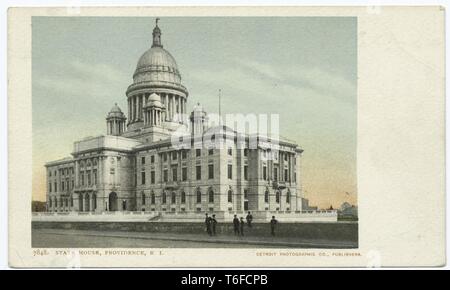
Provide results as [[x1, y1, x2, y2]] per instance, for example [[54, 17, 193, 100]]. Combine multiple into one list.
[[233, 214, 240, 236], [270, 216, 278, 236], [211, 214, 218, 236], [240, 217, 245, 236], [246, 211, 253, 228], [205, 213, 212, 236]]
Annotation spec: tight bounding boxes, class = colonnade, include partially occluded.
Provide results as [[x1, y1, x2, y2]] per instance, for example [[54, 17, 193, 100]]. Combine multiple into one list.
[[128, 93, 186, 124]]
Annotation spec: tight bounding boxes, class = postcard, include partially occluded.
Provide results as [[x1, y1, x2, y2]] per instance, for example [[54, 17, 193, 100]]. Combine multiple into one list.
[[8, 6, 445, 267]]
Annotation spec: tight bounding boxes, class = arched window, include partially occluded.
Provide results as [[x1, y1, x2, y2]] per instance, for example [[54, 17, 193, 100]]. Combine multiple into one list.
[[92, 194, 97, 210], [162, 192, 167, 204], [181, 191, 186, 203], [208, 189, 214, 203], [228, 190, 233, 203], [151, 192, 155, 204], [276, 191, 280, 203], [142, 193, 146, 205], [196, 189, 201, 203], [286, 191, 291, 204], [171, 192, 176, 204]]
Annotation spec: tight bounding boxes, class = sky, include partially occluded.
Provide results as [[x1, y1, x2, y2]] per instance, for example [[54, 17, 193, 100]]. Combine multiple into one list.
[[32, 17, 357, 209]]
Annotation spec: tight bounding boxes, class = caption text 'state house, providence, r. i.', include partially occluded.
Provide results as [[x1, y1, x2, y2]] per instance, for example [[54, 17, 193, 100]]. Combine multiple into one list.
[[44, 20, 306, 218]]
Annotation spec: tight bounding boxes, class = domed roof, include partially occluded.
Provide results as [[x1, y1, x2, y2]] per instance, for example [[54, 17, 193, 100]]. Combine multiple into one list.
[[135, 46, 179, 74], [107, 103, 126, 119], [190, 102, 207, 119], [148, 93, 161, 102], [145, 93, 164, 108], [131, 21, 182, 86], [127, 19, 188, 98], [110, 103, 122, 113]]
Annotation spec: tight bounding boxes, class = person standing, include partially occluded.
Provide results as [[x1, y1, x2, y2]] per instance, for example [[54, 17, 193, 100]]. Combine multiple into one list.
[[270, 216, 278, 236], [246, 211, 253, 228], [205, 213, 212, 236], [233, 214, 240, 236], [211, 214, 218, 236], [240, 217, 245, 236]]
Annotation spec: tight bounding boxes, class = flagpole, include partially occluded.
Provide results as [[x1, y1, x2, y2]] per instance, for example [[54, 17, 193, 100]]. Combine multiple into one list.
[[219, 89, 222, 127]]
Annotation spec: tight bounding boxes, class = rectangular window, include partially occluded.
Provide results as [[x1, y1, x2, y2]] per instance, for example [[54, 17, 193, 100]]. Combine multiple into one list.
[[87, 171, 91, 185], [163, 170, 168, 182], [182, 150, 187, 159], [151, 171, 155, 184], [182, 167, 187, 181], [172, 168, 177, 182], [284, 169, 288, 181], [49, 183, 52, 192], [228, 164, 232, 179], [228, 148, 232, 156], [172, 152, 177, 160], [72, 180, 74, 189], [81, 175, 84, 186], [208, 164, 214, 179], [55, 182, 57, 192], [93, 170, 97, 185], [141, 171, 146, 185], [163, 153, 167, 162], [274, 168, 278, 182], [244, 166, 248, 180], [208, 149, 214, 155], [196, 165, 201, 180], [141, 156, 145, 165], [263, 166, 267, 180], [284, 153, 288, 161], [196, 149, 201, 157], [244, 149, 248, 157], [62, 181, 65, 191], [150, 155, 155, 163]]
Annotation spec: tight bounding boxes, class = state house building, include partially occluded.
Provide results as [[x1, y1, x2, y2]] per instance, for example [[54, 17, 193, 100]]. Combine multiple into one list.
[[45, 21, 304, 214]]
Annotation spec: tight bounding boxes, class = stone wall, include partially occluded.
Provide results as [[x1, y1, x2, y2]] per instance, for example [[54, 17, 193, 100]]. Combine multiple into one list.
[[32, 221, 358, 242]]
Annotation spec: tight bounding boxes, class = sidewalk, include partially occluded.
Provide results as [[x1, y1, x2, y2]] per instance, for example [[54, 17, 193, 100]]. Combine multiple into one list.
[[37, 228, 357, 248]]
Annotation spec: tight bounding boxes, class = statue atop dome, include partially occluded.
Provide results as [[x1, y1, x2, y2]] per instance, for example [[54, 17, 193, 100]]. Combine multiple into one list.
[[152, 17, 162, 48]]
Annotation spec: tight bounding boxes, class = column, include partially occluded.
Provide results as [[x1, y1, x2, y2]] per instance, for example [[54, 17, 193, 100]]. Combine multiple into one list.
[[127, 99, 130, 124], [176, 95, 180, 122], [132, 96, 136, 122], [165, 94, 169, 121], [172, 95, 175, 120], [180, 98, 183, 115], [138, 95, 142, 121], [183, 99, 187, 123]]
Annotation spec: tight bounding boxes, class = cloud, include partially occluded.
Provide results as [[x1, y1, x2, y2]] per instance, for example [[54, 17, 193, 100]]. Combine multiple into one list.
[[35, 60, 129, 98], [187, 58, 355, 104]]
